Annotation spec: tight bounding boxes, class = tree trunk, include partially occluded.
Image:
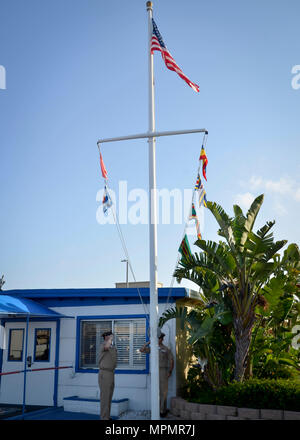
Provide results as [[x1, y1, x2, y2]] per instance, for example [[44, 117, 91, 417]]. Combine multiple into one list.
[[233, 315, 255, 382], [244, 354, 253, 379], [204, 363, 224, 390]]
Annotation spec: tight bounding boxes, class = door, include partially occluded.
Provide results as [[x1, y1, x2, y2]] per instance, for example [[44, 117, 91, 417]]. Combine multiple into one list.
[[0, 321, 57, 406]]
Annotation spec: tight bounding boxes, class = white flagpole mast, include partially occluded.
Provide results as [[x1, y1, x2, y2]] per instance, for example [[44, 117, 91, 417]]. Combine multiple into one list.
[[146, 1, 160, 421], [97, 2, 207, 420]]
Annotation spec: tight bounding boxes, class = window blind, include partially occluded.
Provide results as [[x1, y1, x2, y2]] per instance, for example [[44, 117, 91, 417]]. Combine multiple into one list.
[[80, 320, 112, 367], [79, 318, 146, 370]]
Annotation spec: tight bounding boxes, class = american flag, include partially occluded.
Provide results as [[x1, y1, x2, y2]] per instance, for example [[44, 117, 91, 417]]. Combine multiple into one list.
[[151, 18, 199, 93]]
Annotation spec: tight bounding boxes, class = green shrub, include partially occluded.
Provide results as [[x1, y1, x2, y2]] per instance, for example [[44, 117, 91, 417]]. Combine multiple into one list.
[[181, 366, 212, 399], [253, 361, 296, 380], [189, 379, 300, 411]]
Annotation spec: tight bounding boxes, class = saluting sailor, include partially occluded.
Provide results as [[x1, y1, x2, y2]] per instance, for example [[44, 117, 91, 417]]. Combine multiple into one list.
[[98, 331, 117, 420]]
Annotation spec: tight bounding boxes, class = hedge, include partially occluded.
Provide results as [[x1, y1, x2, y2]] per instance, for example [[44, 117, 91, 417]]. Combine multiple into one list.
[[190, 379, 300, 411]]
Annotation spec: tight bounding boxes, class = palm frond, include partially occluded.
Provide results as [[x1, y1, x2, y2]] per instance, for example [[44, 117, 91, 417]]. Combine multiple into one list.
[[262, 240, 288, 262], [195, 239, 236, 276], [256, 220, 276, 239], [233, 205, 245, 218], [245, 194, 264, 228], [206, 201, 236, 252], [158, 306, 188, 330], [239, 194, 264, 250]]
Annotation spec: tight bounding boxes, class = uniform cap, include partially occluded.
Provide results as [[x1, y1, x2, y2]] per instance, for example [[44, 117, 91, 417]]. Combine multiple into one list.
[[102, 331, 113, 338]]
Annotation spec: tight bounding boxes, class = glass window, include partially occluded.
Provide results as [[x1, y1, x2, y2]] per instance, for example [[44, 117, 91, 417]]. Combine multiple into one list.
[[79, 318, 146, 370], [34, 329, 51, 361], [80, 321, 112, 367], [8, 329, 24, 361]]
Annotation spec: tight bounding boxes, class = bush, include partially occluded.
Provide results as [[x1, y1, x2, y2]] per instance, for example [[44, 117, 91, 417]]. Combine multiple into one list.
[[181, 366, 212, 400], [253, 361, 296, 380], [189, 379, 300, 411]]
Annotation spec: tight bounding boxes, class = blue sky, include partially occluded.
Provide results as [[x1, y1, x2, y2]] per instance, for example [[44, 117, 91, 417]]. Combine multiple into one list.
[[0, 0, 299, 291]]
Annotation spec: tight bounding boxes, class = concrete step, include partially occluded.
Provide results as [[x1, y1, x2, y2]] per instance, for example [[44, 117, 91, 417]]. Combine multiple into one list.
[[63, 395, 129, 417]]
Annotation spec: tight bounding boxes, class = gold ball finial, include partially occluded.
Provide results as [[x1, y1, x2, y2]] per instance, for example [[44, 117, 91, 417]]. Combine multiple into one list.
[[146, 1, 153, 10]]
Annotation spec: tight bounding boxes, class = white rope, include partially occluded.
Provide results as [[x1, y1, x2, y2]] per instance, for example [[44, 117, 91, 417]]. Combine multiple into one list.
[[97, 143, 150, 321], [110, 201, 150, 319]]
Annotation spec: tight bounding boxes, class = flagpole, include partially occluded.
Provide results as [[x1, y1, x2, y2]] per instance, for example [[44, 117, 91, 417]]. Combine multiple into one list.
[[97, 3, 207, 420], [146, 0, 160, 421]]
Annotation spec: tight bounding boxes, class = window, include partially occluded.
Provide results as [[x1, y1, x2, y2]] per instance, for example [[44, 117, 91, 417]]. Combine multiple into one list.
[[34, 329, 51, 362], [8, 329, 24, 361], [79, 317, 147, 371]]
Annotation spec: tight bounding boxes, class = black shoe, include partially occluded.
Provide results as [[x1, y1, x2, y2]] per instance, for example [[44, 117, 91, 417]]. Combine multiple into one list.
[[160, 412, 167, 417]]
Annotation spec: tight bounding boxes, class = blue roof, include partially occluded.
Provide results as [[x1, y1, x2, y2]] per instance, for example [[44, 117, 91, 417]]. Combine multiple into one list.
[[0, 294, 71, 318], [4, 287, 186, 299], [2, 287, 197, 307]]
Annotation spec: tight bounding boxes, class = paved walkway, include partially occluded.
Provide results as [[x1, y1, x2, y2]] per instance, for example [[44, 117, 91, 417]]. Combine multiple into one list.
[[5, 407, 182, 420]]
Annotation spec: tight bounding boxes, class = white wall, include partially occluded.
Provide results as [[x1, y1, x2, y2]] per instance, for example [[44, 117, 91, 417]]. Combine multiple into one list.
[[51, 301, 177, 411]]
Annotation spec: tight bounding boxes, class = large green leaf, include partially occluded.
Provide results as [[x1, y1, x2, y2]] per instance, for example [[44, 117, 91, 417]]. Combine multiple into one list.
[[243, 194, 264, 236], [234, 194, 264, 253], [262, 240, 288, 262], [231, 205, 246, 252], [195, 239, 236, 275], [206, 201, 237, 253], [189, 316, 215, 344], [214, 303, 233, 325], [158, 306, 188, 330], [244, 231, 274, 259], [281, 243, 300, 269], [256, 220, 275, 239], [262, 276, 285, 308], [233, 205, 245, 219], [250, 261, 275, 284]]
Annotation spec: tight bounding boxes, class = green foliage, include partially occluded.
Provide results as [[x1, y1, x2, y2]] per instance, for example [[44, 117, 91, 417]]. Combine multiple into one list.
[[250, 325, 300, 379], [189, 379, 300, 411], [174, 193, 300, 381], [249, 245, 300, 379], [181, 366, 212, 400], [215, 379, 300, 411], [253, 358, 296, 380], [159, 300, 235, 389]]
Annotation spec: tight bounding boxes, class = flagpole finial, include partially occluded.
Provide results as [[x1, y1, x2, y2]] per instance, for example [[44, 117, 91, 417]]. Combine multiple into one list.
[[146, 1, 153, 10]]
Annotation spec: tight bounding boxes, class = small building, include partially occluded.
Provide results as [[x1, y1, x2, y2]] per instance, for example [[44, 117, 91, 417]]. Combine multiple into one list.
[[0, 286, 199, 414]]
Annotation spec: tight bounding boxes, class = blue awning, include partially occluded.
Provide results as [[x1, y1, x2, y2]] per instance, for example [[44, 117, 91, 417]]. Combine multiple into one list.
[[0, 294, 72, 318]]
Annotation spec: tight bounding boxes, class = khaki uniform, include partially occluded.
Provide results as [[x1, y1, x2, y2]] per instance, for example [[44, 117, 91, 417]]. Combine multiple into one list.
[[144, 343, 174, 414], [98, 342, 117, 420], [158, 343, 174, 414]]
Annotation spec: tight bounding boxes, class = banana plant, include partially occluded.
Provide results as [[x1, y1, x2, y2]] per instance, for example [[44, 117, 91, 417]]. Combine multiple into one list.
[[248, 246, 300, 378], [174, 194, 299, 381], [159, 269, 234, 389]]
